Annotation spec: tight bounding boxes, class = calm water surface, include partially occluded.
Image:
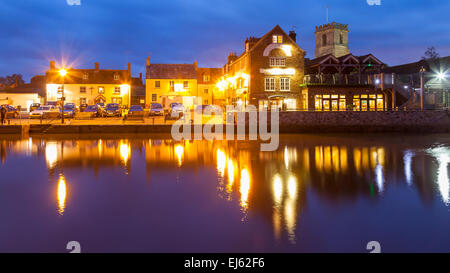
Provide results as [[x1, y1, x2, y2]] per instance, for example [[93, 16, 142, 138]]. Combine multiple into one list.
[[0, 134, 449, 252]]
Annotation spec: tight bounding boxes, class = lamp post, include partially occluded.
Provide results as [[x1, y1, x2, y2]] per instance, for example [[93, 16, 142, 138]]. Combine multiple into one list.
[[419, 66, 426, 111], [59, 69, 67, 124]]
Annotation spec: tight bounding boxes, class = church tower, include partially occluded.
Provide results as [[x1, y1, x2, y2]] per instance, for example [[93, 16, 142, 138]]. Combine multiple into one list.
[[314, 22, 349, 58]]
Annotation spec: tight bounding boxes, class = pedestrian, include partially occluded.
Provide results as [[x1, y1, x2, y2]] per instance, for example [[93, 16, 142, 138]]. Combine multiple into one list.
[[0, 105, 6, 125]]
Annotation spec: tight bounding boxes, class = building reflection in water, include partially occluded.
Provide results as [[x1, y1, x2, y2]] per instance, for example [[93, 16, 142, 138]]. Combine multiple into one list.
[[1, 135, 449, 244], [57, 174, 67, 215]]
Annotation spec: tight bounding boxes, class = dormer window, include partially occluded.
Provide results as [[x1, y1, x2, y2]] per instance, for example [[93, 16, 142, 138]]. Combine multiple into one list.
[[203, 75, 210, 82], [272, 35, 283, 44], [114, 74, 119, 80], [83, 73, 88, 80]]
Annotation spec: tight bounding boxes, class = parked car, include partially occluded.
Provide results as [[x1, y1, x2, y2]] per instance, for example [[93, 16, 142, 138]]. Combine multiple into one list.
[[79, 103, 88, 112], [1, 105, 19, 118], [83, 105, 102, 117], [168, 103, 185, 117], [29, 103, 40, 112], [103, 103, 121, 117], [195, 105, 222, 115], [127, 105, 145, 118], [29, 105, 59, 119], [62, 103, 77, 118], [149, 103, 164, 116]]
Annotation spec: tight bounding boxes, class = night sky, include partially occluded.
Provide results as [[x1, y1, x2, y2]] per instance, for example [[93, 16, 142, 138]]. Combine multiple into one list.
[[1, 0, 449, 81]]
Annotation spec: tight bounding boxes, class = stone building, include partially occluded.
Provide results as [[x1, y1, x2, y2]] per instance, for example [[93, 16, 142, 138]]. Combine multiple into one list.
[[314, 22, 349, 58], [217, 25, 305, 111]]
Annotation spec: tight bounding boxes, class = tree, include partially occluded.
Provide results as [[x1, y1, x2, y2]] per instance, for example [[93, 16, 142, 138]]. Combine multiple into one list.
[[0, 74, 24, 86], [422, 46, 440, 60]]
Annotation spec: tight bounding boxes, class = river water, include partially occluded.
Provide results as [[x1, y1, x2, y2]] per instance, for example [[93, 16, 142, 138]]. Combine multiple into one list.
[[0, 134, 449, 252]]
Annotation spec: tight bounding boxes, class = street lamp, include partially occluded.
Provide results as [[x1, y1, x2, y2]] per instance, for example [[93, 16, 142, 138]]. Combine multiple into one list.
[[419, 66, 426, 111], [437, 72, 446, 81], [59, 68, 67, 124]]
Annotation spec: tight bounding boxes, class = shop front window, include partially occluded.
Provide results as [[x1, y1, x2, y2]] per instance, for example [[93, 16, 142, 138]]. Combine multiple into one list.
[[315, 95, 322, 111], [339, 96, 346, 111], [377, 94, 384, 110]]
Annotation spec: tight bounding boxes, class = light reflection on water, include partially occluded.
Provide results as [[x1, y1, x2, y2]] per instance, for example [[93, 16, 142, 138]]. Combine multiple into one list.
[[0, 134, 449, 252]]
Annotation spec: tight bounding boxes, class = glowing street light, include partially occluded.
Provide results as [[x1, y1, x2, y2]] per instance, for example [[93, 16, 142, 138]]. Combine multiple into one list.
[[59, 68, 67, 77], [437, 72, 447, 80]]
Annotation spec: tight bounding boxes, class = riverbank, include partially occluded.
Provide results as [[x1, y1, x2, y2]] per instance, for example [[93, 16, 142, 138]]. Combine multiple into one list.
[[0, 110, 448, 134]]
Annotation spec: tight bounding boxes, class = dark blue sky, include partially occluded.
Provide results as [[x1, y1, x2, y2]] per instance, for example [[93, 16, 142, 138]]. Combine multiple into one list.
[[1, 0, 449, 81]]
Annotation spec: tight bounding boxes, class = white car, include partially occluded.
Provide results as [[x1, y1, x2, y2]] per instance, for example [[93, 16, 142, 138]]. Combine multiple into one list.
[[168, 103, 185, 117], [29, 105, 59, 119]]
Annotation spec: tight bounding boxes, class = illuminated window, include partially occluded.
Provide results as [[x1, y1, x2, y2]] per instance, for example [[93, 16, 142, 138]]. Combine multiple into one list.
[[114, 74, 119, 80], [269, 57, 286, 67], [57, 86, 63, 94], [155, 81, 160, 88], [98, 86, 105, 94], [114, 87, 120, 94], [83, 73, 88, 80], [280, 78, 290, 91], [80, 86, 86, 93], [265, 78, 275, 91], [203, 75, 210, 82], [169, 81, 174, 91], [272, 35, 283, 44], [183, 81, 189, 89], [339, 95, 346, 111], [315, 95, 322, 111]]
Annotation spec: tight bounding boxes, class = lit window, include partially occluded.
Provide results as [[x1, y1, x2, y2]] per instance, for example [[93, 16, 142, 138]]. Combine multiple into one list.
[[57, 86, 63, 94], [98, 87, 105, 94], [203, 75, 210, 82], [80, 86, 86, 93], [83, 73, 88, 80], [169, 81, 174, 91], [272, 35, 283, 44], [265, 78, 275, 91], [155, 81, 160, 88], [114, 87, 120, 94], [280, 78, 290, 91], [114, 74, 119, 80], [183, 81, 189, 89]]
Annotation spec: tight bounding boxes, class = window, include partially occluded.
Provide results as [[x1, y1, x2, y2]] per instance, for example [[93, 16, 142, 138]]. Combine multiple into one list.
[[98, 86, 105, 94], [280, 78, 290, 91], [204, 99, 208, 104], [183, 81, 189, 89], [272, 35, 283, 44], [322, 34, 327, 46], [265, 78, 275, 91], [114, 87, 120, 94], [155, 81, 160, 88], [152, 94, 157, 102], [57, 86, 63, 94], [112, 97, 122, 105], [204, 89, 208, 94], [269, 57, 286, 67], [83, 73, 88, 80], [114, 74, 119, 80], [203, 75, 210, 82], [169, 81, 174, 91], [340, 33, 343, 44], [80, 86, 86, 93], [80, 97, 87, 104]]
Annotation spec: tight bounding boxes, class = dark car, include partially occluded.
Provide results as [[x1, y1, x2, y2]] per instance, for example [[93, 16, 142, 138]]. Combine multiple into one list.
[[29, 103, 40, 112], [79, 103, 88, 112], [84, 105, 102, 117], [1, 105, 19, 118], [62, 103, 77, 118], [149, 103, 164, 116], [127, 105, 144, 118], [103, 103, 121, 117]]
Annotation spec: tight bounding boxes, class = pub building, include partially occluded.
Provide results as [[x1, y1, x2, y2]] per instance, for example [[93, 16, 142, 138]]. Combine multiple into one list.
[[301, 22, 392, 111], [217, 25, 306, 111]]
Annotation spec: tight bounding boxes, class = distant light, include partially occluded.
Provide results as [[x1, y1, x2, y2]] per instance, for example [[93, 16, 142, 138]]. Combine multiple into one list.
[[404, 85, 408, 89], [437, 72, 446, 80], [59, 69, 67, 77], [375, 79, 380, 84]]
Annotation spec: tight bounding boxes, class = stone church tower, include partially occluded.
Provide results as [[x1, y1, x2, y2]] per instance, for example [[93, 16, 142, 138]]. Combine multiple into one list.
[[314, 22, 349, 58]]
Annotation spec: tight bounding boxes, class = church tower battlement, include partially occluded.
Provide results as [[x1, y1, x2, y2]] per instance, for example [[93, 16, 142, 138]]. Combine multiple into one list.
[[314, 22, 349, 58]]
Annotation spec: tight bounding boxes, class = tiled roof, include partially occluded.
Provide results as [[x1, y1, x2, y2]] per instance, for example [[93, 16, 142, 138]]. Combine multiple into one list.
[[196, 68, 223, 84], [382, 56, 450, 74], [146, 64, 197, 79]]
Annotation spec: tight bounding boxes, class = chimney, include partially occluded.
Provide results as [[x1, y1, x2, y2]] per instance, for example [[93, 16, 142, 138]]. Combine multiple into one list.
[[50, 61, 56, 71], [194, 60, 198, 69], [147, 56, 150, 66], [94, 62, 99, 71], [139, 72, 142, 80], [289, 30, 297, 43], [127, 62, 131, 77], [245, 37, 257, 52]]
